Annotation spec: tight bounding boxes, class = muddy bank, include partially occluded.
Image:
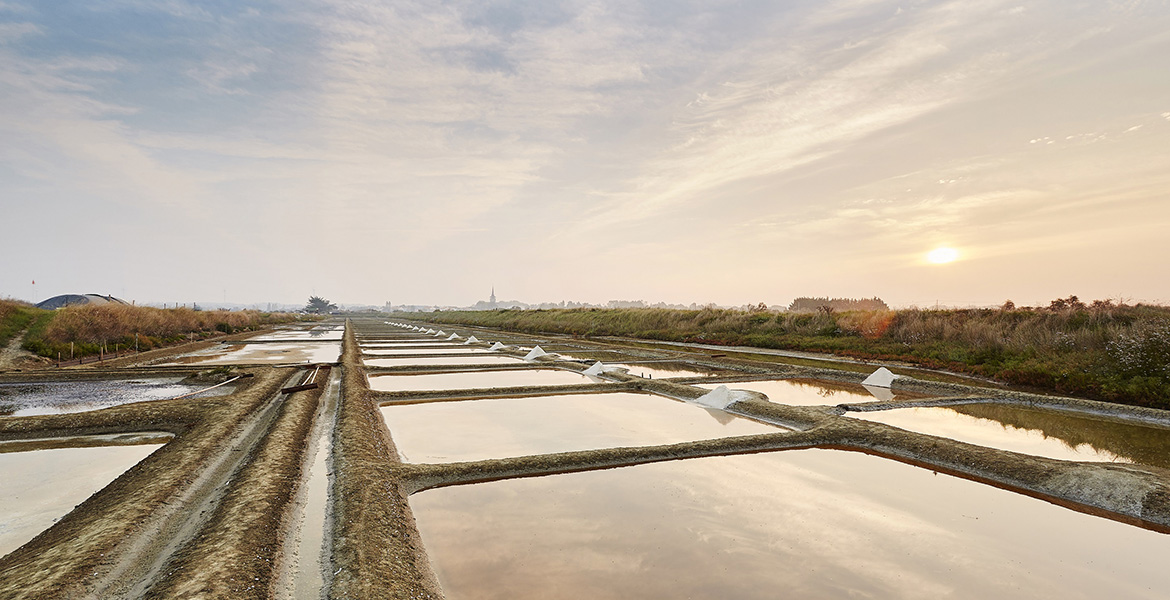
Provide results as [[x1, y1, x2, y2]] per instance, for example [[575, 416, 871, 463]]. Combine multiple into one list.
[[144, 368, 328, 598], [0, 368, 285, 598]]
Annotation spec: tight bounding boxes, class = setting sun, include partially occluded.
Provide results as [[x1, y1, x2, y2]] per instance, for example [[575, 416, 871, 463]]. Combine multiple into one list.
[[927, 247, 959, 264]]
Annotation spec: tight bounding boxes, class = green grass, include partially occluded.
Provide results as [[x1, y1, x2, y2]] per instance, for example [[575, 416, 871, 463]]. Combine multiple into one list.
[[0, 300, 42, 349], [404, 304, 1170, 409]]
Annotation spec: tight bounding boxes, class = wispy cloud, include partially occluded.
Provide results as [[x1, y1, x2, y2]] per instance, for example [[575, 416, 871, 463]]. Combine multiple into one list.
[[2, 0, 1169, 305]]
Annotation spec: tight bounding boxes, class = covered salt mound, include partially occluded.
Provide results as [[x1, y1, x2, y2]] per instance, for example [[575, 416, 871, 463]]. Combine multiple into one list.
[[465, 336, 480, 344], [862, 367, 899, 388], [524, 346, 548, 361], [435, 330, 446, 337], [489, 342, 507, 351], [692, 385, 751, 410], [447, 333, 461, 341]]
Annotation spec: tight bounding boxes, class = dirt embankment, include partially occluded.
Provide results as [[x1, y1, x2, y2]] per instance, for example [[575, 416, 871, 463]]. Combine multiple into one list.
[[0, 368, 288, 598], [144, 367, 328, 599], [328, 324, 444, 600]]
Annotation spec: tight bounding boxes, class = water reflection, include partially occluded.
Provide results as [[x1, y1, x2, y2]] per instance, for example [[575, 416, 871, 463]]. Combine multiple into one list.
[[363, 347, 489, 356], [0, 442, 165, 557], [368, 370, 604, 392], [364, 355, 525, 367], [606, 363, 719, 379], [162, 342, 341, 365], [411, 450, 1170, 600], [361, 341, 461, 348], [0, 379, 212, 417], [379, 392, 780, 463], [852, 404, 1170, 469], [694, 379, 906, 406], [251, 326, 343, 341]]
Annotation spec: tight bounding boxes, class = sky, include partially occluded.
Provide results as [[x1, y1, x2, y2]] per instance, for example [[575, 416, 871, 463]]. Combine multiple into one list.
[[2, 0, 1169, 309]]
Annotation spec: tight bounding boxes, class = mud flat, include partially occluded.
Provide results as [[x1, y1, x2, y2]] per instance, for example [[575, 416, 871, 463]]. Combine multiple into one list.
[[0, 377, 218, 416]]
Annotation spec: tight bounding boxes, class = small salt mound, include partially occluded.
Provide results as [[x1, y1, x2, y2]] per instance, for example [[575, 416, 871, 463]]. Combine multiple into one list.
[[465, 336, 480, 344], [862, 367, 899, 388], [489, 342, 507, 351], [694, 385, 736, 409], [583, 361, 604, 376], [435, 330, 446, 337], [524, 346, 548, 361]]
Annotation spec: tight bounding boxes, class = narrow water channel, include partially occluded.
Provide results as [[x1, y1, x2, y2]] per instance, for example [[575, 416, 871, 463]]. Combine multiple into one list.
[[279, 367, 341, 600]]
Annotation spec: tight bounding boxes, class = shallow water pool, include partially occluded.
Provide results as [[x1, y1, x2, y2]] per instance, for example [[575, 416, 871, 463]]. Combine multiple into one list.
[[379, 392, 780, 463], [364, 355, 525, 368], [0, 378, 218, 417], [363, 347, 490, 356], [0, 441, 165, 557], [369, 369, 603, 392], [162, 342, 341, 365], [605, 363, 721, 379], [410, 449, 1170, 600], [849, 404, 1170, 468], [695, 378, 910, 405]]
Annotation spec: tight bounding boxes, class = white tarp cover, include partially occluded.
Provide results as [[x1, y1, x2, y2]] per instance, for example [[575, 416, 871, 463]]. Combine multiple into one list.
[[693, 385, 752, 410], [862, 367, 899, 388], [524, 346, 548, 361]]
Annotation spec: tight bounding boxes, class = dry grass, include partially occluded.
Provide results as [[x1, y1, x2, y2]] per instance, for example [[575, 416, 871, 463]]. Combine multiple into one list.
[[20, 304, 298, 358]]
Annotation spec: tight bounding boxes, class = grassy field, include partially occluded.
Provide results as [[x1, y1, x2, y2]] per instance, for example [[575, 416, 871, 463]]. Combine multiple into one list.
[[0, 300, 301, 360], [409, 303, 1170, 409]]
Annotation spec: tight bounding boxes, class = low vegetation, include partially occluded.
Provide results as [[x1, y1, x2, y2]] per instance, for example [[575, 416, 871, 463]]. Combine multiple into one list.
[[0, 301, 300, 360], [0, 299, 39, 349], [411, 298, 1170, 409]]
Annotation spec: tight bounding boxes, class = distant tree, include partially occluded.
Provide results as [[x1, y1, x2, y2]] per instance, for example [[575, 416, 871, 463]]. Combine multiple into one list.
[[1049, 295, 1086, 311], [787, 297, 889, 313], [305, 296, 337, 314]]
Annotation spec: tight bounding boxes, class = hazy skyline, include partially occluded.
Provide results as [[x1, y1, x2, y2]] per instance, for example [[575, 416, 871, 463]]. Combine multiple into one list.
[[2, 0, 1169, 309]]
